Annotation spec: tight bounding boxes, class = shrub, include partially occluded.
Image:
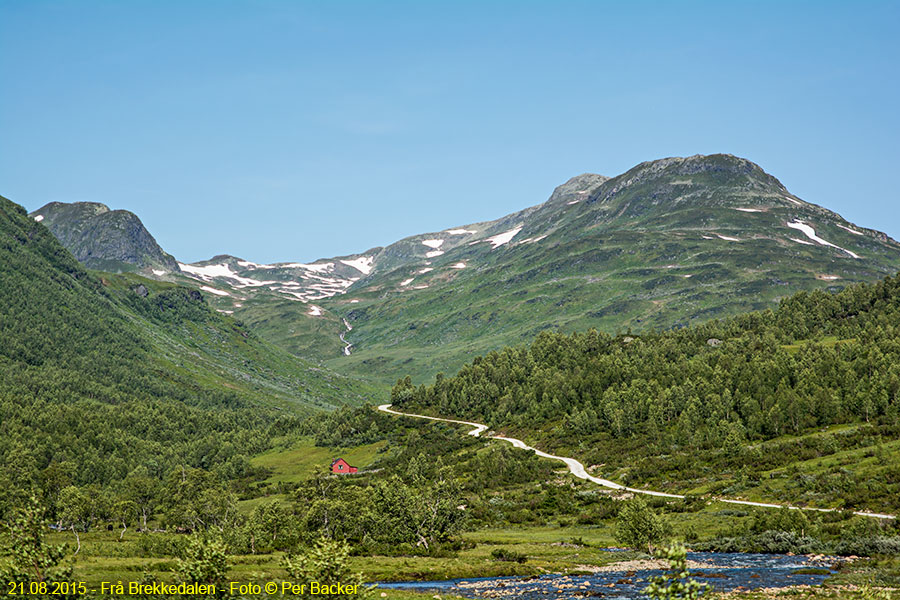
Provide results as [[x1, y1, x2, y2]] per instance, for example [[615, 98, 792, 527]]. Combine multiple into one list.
[[490, 548, 528, 563]]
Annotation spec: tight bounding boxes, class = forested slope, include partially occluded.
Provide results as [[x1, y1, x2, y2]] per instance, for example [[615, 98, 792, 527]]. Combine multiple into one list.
[[0, 195, 375, 519], [394, 273, 900, 512]]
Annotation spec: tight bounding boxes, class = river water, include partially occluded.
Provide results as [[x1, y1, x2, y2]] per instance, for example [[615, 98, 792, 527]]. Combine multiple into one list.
[[380, 552, 835, 599]]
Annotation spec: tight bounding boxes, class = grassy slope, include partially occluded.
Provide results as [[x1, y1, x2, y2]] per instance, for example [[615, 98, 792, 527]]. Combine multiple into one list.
[[102, 273, 380, 411], [250, 438, 387, 484]]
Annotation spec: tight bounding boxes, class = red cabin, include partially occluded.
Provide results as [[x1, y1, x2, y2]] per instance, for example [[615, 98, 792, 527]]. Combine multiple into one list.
[[331, 458, 358, 474]]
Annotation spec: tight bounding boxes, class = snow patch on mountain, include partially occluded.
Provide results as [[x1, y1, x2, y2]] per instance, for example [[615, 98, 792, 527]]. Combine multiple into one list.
[[716, 234, 740, 242], [789, 237, 815, 246], [446, 229, 476, 235], [400, 278, 414, 286], [520, 235, 548, 244], [421, 239, 444, 249], [152, 269, 166, 276], [200, 285, 231, 297], [417, 267, 434, 274], [280, 262, 334, 272], [340, 256, 374, 275], [426, 250, 445, 258], [34, 215, 44, 222], [567, 200, 580, 205], [484, 226, 523, 249], [237, 260, 276, 269], [179, 262, 278, 288], [735, 208, 763, 213], [450, 262, 466, 269], [307, 305, 323, 316], [786, 221, 860, 258], [837, 224, 865, 236]]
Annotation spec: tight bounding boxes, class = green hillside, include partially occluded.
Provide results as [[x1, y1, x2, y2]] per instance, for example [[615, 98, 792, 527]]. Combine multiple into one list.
[[394, 272, 900, 514], [0, 194, 377, 518], [324, 155, 900, 383]]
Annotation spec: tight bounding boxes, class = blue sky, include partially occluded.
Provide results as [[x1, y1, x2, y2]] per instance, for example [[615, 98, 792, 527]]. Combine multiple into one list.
[[2, 1, 898, 263]]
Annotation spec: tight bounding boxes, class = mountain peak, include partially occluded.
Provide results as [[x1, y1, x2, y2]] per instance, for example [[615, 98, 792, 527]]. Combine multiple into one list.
[[547, 173, 609, 204], [29, 201, 178, 272], [621, 154, 787, 191]]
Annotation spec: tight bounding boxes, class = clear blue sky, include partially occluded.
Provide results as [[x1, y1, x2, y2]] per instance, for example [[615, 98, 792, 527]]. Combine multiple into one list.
[[2, 1, 898, 264]]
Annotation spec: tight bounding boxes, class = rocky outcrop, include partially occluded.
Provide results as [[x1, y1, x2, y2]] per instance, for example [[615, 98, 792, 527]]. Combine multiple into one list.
[[29, 202, 179, 272]]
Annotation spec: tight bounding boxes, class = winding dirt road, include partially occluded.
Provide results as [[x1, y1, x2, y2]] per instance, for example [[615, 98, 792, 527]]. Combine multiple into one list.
[[377, 404, 895, 520]]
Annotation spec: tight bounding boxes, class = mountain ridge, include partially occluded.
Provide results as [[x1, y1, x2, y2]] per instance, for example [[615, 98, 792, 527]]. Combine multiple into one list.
[[26, 154, 900, 383]]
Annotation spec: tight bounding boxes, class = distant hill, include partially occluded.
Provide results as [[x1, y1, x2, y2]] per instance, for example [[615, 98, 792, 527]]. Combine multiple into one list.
[[29, 201, 179, 272]]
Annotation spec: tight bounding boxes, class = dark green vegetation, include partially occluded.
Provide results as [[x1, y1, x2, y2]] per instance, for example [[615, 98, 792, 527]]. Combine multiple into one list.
[[394, 273, 900, 514], [0, 194, 376, 525], [29, 201, 179, 272]]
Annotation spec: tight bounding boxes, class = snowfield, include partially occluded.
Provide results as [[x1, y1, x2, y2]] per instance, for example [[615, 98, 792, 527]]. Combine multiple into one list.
[[837, 224, 865, 236], [450, 262, 466, 269], [735, 208, 763, 213], [400, 278, 414, 286], [179, 262, 278, 288], [425, 250, 444, 258], [445, 228, 476, 235], [151, 269, 166, 276], [421, 239, 444, 249], [789, 237, 815, 246], [307, 305, 323, 316], [484, 226, 523, 249], [786, 220, 860, 258], [34, 215, 44, 222], [520, 235, 548, 244], [200, 285, 231, 297], [237, 260, 276, 269], [281, 262, 335, 272], [716, 234, 740, 242], [340, 256, 374, 275]]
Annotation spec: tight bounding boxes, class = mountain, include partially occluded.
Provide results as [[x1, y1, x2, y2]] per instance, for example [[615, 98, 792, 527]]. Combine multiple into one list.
[[28, 201, 179, 272], [36, 155, 900, 385], [0, 193, 377, 508], [188, 154, 900, 383]]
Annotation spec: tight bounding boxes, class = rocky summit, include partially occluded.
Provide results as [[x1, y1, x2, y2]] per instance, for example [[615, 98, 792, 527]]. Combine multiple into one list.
[[29, 201, 179, 272]]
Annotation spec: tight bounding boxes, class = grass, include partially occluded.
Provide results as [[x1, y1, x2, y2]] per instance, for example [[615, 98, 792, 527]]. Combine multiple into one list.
[[782, 336, 858, 354], [250, 437, 388, 484], [50, 524, 641, 587]]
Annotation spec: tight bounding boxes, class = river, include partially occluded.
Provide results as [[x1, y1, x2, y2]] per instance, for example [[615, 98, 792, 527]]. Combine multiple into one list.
[[379, 551, 836, 599]]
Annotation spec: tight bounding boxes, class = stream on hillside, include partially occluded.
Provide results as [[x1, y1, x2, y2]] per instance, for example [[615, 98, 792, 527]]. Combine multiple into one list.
[[379, 552, 838, 599]]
